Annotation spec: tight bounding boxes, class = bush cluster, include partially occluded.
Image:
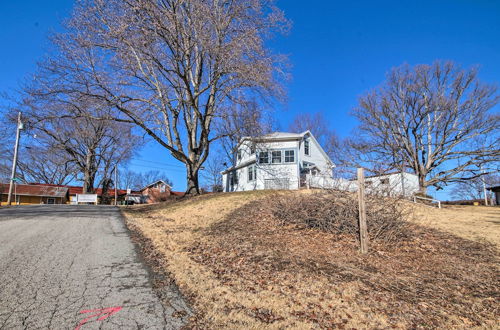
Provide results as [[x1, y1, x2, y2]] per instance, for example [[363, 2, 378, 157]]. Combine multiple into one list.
[[264, 191, 411, 243]]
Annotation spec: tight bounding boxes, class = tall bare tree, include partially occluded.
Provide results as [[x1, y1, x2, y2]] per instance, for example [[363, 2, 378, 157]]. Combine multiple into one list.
[[289, 112, 340, 160], [0, 117, 15, 182], [31, 0, 289, 195], [451, 173, 499, 201], [15, 96, 140, 193], [216, 100, 275, 166], [201, 153, 225, 192], [16, 146, 77, 185], [119, 169, 173, 191], [352, 61, 499, 193]]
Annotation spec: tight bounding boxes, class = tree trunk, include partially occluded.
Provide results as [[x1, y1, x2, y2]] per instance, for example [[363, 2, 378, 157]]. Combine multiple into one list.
[[101, 178, 112, 205], [418, 174, 427, 195], [82, 169, 96, 194], [185, 164, 200, 195]]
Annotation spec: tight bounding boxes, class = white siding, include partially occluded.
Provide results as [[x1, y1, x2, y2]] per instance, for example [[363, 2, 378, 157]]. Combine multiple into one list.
[[299, 133, 333, 176], [222, 131, 334, 193], [364, 173, 419, 197]]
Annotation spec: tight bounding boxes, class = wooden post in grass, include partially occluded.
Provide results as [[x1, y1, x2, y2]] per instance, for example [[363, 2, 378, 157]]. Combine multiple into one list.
[[357, 168, 369, 254]]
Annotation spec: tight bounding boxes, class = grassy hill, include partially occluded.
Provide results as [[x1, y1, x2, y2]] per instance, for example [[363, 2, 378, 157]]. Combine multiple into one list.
[[123, 190, 499, 329]]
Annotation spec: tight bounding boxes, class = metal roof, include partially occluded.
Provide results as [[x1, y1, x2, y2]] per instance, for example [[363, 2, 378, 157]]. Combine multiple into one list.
[[0, 183, 68, 198]]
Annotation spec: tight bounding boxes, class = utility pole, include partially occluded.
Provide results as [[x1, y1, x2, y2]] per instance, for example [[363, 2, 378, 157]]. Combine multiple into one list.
[[114, 165, 118, 206], [481, 166, 488, 206], [7, 112, 23, 205]]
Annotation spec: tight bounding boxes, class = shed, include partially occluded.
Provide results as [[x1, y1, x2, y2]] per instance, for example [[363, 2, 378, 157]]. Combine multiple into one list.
[[486, 185, 500, 206]]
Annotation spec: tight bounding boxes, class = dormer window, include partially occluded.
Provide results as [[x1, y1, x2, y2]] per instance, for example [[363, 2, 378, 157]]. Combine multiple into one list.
[[237, 150, 242, 161], [304, 139, 310, 156], [250, 143, 256, 155]]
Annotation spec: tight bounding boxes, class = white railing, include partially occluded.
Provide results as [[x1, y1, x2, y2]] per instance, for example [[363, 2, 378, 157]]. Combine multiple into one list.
[[302, 175, 357, 192], [413, 196, 441, 209]]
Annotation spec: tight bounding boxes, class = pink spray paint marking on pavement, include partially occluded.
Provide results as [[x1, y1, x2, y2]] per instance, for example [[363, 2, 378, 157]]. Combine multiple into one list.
[[75, 306, 122, 330]]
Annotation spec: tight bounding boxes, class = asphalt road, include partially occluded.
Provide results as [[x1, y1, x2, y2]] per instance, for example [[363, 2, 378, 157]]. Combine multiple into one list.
[[0, 205, 190, 329]]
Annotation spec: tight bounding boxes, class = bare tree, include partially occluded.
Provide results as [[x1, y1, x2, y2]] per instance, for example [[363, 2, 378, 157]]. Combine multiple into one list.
[[119, 169, 143, 191], [352, 61, 500, 193], [451, 173, 499, 201], [138, 170, 173, 189], [0, 118, 14, 182], [16, 145, 77, 185], [289, 112, 341, 162], [120, 169, 173, 191], [30, 0, 289, 195], [15, 96, 140, 193], [201, 153, 225, 192], [216, 100, 275, 166]]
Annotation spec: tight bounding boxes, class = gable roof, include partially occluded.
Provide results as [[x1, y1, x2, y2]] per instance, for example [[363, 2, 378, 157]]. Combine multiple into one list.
[[240, 131, 304, 144], [221, 158, 257, 175], [140, 180, 172, 192], [301, 130, 334, 167], [227, 130, 334, 170]]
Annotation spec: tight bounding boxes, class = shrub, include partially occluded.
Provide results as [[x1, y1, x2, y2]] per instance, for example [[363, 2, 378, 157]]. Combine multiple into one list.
[[264, 191, 411, 243]]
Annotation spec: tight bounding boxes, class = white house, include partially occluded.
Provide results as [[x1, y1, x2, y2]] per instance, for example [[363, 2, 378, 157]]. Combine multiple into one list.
[[221, 131, 334, 192], [349, 172, 419, 198]]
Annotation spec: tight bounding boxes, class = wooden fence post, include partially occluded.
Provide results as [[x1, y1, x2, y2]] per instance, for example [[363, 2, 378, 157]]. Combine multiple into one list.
[[357, 168, 369, 254]]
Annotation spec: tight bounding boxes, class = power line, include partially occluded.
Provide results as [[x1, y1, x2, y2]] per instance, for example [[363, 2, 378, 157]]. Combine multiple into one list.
[[131, 158, 186, 169], [128, 163, 185, 173]]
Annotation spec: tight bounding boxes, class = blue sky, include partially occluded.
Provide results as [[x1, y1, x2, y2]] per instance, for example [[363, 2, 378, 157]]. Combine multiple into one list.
[[1, 0, 499, 198]]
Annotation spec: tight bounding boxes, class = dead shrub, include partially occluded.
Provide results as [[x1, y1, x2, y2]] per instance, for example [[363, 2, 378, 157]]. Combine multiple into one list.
[[264, 190, 411, 243]]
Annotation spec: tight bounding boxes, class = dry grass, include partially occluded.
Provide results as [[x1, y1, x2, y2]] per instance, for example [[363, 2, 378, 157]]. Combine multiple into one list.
[[412, 204, 500, 247], [123, 191, 500, 329]]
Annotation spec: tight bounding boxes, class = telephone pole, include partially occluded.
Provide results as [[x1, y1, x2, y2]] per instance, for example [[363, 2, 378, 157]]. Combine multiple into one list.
[[7, 112, 23, 205], [114, 165, 118, 206], [481, 165, 488, 206]]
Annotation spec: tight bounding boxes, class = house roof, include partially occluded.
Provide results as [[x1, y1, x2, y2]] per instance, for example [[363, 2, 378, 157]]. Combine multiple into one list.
[[240, 131, 304, 143], [30, 183, 84, 195], [256, 132, 304, 140], [0, 183, 68, 198], [140, 180, 172, 192], [221, 159, 257, 174], [222, 130, 335, 174], [486, 185, 500, 192], [30, 183, 139, 196]]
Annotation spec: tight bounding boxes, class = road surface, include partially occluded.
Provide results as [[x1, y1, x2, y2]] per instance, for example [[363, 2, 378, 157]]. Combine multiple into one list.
[[0, 205, 190, 329]]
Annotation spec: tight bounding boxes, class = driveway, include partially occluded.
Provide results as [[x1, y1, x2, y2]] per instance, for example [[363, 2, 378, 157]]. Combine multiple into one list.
[[0, 205, 190, 329]]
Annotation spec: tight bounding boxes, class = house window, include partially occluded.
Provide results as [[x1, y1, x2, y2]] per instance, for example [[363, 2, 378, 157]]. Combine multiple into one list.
[[304, 140, 310, 156], [230, 171, 238, 186], [272, 150, 282, 163], [284, 150, 295, 163], [380, 178, 389, 185], [248, 165, 256, 182], [259, 151, 269, 164], [250, 143, 256, 155], [237, 150, 242, 161]]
